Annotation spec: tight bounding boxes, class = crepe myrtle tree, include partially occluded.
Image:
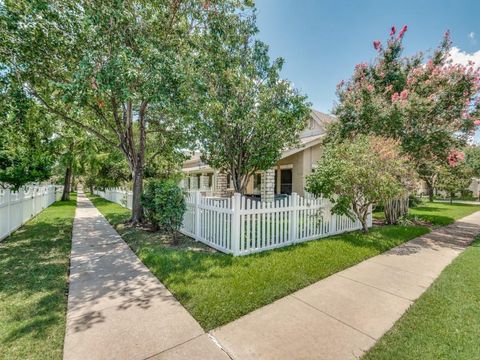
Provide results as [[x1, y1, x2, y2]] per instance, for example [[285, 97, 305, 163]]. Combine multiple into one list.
[[194, 14, 310, 194], [331, 25, 480, 203], [306, 136, 416, 232], [0, 0, 254, 223]]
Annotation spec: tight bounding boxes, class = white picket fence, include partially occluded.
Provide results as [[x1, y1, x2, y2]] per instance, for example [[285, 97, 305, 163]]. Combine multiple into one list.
[[0, 185, 63, 241], [94, 188, 371, 256], [94, 188, 133, 209]]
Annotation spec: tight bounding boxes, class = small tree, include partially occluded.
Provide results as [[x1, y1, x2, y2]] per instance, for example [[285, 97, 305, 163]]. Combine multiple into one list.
[[437, 155, 473, 203], [195, 17, 310, 193], [306, 136, 416, 232], [142, 179, 186, 245]]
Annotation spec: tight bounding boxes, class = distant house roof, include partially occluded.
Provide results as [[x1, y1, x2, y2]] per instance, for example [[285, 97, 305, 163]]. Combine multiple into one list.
[[182, 109, 335, 173]]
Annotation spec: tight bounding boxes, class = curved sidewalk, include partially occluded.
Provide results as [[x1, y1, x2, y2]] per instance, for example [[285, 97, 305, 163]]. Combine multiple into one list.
[[210, 211, 480, 359], [63, 192, 228, 360]]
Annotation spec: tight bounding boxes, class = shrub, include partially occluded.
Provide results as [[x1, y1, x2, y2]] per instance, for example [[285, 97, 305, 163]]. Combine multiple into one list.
[[306, 135, 416, 232], [142, 179, 186, 244]]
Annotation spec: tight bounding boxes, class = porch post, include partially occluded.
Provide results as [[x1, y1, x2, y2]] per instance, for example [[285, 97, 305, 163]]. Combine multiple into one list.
[[214, 172, 228, 197], [261, 169, 275, 202], [200, 173, 209, 190], [189, 175, 198, 190]]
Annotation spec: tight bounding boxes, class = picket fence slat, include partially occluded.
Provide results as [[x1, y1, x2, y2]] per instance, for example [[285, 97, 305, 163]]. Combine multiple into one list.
[[95, 189, 372, 256], [0, 185, 63, 241]]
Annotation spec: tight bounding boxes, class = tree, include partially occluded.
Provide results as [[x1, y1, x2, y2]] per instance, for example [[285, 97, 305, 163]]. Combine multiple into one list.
[[437, 155, 473, 203], [331, 26, 480, 203], [306, 136, 416, 232], [194, 14, 310, 193], [0, 0, 253, 223], [465, 146, 480, 178], [0, 75, 55, 190], [84, 150, 130, 194]]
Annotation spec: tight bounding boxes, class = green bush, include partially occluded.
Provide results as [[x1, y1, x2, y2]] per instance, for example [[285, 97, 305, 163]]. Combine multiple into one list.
[[408, 194, 422, 208], [142, 179, 186, 243]]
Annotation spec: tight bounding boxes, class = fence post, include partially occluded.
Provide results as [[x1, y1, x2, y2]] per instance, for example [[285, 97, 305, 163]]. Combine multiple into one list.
[[290, 193, 298, 244], [6, 189, 11, 237], [194, 191, 201, 241], [329, 200, 337, 234], [231, 193, 241, 256]]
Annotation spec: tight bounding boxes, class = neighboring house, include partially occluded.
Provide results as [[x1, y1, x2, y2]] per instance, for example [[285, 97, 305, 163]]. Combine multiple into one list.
[[181, 110, 335, 200]]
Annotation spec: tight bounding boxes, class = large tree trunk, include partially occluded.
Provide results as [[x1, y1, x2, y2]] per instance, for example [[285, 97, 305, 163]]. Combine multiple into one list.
[[424, 175, 436, 202], [384, 195, 409, 224], [62, 166, 72, 201], [126, 101, 147, 225], [69, 169, 74, 193]]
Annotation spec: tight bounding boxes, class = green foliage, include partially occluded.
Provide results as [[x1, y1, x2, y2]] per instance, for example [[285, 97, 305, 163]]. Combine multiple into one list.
[[464, 146, 480, 178], [0, 76, 55, 189], [0, 0, 255, 221], [142, 179, 186, 240], [194, 14, 310, 193], [408, 194, 422, 208], [306, 135, 416, 231], [436, 163, 474, 202]]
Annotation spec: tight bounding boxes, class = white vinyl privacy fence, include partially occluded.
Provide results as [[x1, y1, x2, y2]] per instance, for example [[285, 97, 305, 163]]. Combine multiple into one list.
[[95, 188, 371, 256], [0, 185, 63, 241]]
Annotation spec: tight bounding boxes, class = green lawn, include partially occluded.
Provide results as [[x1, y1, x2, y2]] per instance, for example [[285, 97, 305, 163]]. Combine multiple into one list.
[[364, 237, 480, 360], [373, 201, 480, 226], [89, 194, 431, 330], [0, 195, 77, 360]]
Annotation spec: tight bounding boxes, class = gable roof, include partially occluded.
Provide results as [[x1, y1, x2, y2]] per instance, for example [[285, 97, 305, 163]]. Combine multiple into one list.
[[182, 109, 335, 172]]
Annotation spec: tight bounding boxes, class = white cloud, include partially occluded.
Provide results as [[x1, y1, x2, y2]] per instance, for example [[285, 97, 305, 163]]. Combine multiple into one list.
[[468, 31, 475, 40], [449, 46, 480, 67]]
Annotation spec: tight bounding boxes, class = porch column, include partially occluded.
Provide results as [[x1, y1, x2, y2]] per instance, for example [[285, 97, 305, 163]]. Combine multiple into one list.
[[261, 169, 275, 202], [214, 172, 228, 197], [189, 175, 198, 190], [200, 173, 210, 190], [276, 166, 281, 194]]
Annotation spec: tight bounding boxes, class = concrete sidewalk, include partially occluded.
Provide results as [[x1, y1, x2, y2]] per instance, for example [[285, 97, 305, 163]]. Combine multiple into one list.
[[211, 211, 480, 360], [63, 192, 228, 360]]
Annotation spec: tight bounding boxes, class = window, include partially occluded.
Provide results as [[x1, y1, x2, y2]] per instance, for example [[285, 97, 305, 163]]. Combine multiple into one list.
[[280, 169, 293, 195]]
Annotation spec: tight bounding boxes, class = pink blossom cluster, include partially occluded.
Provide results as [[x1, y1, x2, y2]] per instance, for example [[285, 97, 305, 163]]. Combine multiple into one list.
[[447, 150, 465, 167], [391, 90, 409, 103]]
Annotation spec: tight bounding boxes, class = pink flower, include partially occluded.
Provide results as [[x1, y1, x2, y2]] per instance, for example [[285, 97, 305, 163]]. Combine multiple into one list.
[[391, 92, 400, 102], [367, 84, 374, 92], [474, 120, 480, 126], [448, 150, 465, 167], [400, 89, 409, 100], [399, 25, 408, 39], [373, 40, 381, 51], [390, 26, 396, 36]]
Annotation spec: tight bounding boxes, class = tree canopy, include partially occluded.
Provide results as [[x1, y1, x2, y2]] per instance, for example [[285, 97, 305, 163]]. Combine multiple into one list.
[[330, 26, 480, 201], [0, 0, 254, 221]]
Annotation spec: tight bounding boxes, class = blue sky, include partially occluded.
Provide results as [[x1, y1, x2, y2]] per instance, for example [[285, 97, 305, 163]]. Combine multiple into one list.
[[255, 0, 480, 113]]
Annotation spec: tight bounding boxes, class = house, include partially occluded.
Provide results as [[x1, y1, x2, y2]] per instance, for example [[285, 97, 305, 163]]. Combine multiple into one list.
[[180, 110, 335, 200]]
